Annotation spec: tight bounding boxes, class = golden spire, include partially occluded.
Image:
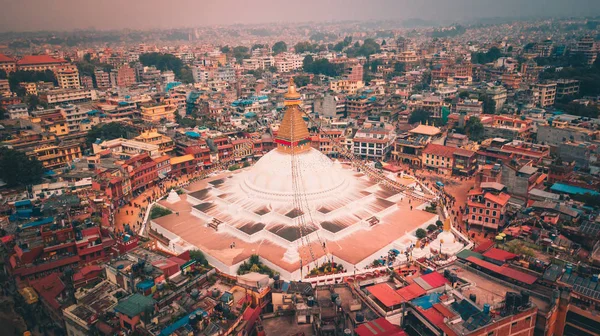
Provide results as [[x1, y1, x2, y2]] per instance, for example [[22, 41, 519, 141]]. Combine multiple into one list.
[[443, 217, 452, 232], [276, 78, 310, 154]]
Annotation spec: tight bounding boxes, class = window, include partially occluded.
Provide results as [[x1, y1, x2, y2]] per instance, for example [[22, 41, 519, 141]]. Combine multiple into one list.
[[491, 218, 496, 224], [472, 215, 475, 220], [478, 216, 482, 221], [486, 210, 490, 215], [487, 332, 494, 336], [494, 204, 498, 208], [485, 218, 489, 222], [492, 211, 497, 216], [376, 143, 382, 148], [368, 143, 375, 148], [486, 202, 490, 207]]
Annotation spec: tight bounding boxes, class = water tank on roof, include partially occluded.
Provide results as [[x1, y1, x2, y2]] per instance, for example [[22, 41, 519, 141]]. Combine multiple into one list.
[[469, 294, 477, 302], [483, 304, 490, 315], [566, 264, 573, 274], [212, 288, 220, 298], [521, 291, 530, 307], [307, 296, 315, 307], [331, 293, 339, 302], [356, 311, 365, 323], [144, 264, 153, 274], [191, 289, 199, 298]]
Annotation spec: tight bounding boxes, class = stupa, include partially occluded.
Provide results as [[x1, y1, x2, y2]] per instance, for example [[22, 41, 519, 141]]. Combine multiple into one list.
[[187, 79, 405, 262], [166, 190, 181, 204]]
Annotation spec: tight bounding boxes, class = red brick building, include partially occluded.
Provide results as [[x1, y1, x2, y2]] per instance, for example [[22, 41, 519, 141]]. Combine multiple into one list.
[[465, 188, 510, 231]]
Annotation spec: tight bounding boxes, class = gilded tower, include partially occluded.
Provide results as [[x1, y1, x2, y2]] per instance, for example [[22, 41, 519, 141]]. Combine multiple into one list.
[[276, 79, 311, 154]]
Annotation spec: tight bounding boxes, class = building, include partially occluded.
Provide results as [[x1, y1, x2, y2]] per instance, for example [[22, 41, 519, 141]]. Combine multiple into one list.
[[20, 82, 37, 95], [6, 103, 28, 119], [572, 36, 598, 65], [133, 129, 175, 154], [501, 161, 543, 200], [485, 85, 507, 113], [117, 65, 136, 87], [537, 122, 598, 147], [63, 281, 123, 336], [140, 104, 176, 123], [556, 79, 580, 99], [94, 69, 111, 89], [55, 65, 81, 89], [329, 80, 365, 94], [0, 79, 10, 97], [555, 271, 600, 335], [0, 53, 16, 73], [346, 96, 371, 120], [465, 188, 510, 230], [16, 55, 67, 71], [352, 127, 396, 160], [453, 148, 477, 176], [422, 144, 457, 175], [346, 63, 364, 82], [275, 53, 304, 72], [124, 153, 157, 192], [558, 142, 593, 168], [93, 138, 161, 159], [58, 103, 91, 133], [33, 141, 83, 169], [532, 82, 557, 108], [40, 89, 97, 106], [483, 115, 533, 141]]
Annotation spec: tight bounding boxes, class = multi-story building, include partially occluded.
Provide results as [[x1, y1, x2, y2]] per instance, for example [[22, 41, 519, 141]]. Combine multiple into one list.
[[169, 154, 195, 177], [556, 79, 580, 99], [465, 186, 510, 231], [7, 218, 114, 283], [483, 115, 533, 141], [40, 88, 97, 106], [532, 82, 557, 108], [346, 63, 364, 82], [124, 153, 157, 193], [0, 53, 16, 73], [94, 69, 111, 89], [192, 65, 210, 83], [453, 148, 477, 176], [7, 103, 29, 119], [0, 79, 10, 96], [572, 36, 598, 65], [352, 127, 396, 160], [329, 79, 365, 94], [134, 129, 175, 154], [422, 143, 457, 175], [117, 65, 136, 87], [501, 161, 543, 200], [214, 66, 236, 82], [55, 65, 81, 89], [93, 138, 161, 159], [274, 53, 304, 72], [485, 85, 507, 113], [345, 96, 371, 120], [555, 270, 600, 335], [139, 104, 176, 123], [58, 103, 90, 133], [537, 121, 599, 147], [33, 141, 83, 169], [19, 82, 37, 95], [16, 55, 67, 71]]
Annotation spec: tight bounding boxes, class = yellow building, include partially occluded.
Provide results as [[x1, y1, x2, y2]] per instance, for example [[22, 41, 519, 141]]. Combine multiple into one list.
[[33, 142, 82, 169], [140, 104, 177, 123], [20, 82, 38, 96], [134, 129, 175, 153], [55, 65, 81, 89], [329, 79, 365, 94]]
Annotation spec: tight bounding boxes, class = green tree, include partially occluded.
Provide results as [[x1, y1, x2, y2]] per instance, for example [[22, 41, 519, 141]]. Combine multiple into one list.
[[465, 116, 485, 141], [232, 46, 251, 64], [480, 94, 497, 114], [272, 41, 287, 55], [0, 69, 6, 79], [86, 122, 135, 147], [139, 52, 184, 77], [294, 41, 316, 53], [150, 206, 173, 219], [220, 45, 231, 54], [436, 220, 444, 227], [0, 147, 44, 187], [471, 47, 503, 64], [427, 224, 439, 232], [189, 249, 209, 266], [0, 106, 6, 120], [293, 75, 310, 87], [416, 228, 427, 239], [252, 44, 266, 50], [178, 65, 194, 83], [459, 91, 470, 99], [409, 110, 431, 124]]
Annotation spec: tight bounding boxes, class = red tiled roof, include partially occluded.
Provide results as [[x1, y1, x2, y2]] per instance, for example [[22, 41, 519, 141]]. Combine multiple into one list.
[[367, 283, 405, 307], [484, 192, 511, 206], [0, 54, 15, 63], [396, 283, 426, 301], [483, 248, 518, 262], [423, 144, 458, 158], [355, 317, 406, 336], [420, 308, 458, 336], [473, 239, 494, 253], [17, 55, 66, 65], [31, 273, 65, 310], [466, 256, 538, 285], [419, 272, 450, 289]]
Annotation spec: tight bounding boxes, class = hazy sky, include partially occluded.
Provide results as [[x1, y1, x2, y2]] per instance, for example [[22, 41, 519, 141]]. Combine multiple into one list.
[[1, 0, 600, 32]]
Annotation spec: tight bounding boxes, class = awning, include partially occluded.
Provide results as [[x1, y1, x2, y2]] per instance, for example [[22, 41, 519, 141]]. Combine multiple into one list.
[[158, 172, 167, 179]]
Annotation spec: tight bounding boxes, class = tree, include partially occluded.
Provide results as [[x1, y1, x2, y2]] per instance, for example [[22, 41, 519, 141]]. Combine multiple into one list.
[[416, 228, 427, 239], [0, 69, 6, 79], [471, 47, 503, 64], [465, 116, 485, 141], [86, 122, 135, 147], [480, 94, 497, 114], [427, 224, 439, 232], [220, 45, 231, 54], [436, 220, 444, 228], [178, 66, 194, 84], [0, 147, 44, 187], [150, 206, 173, 219], [294, 41, 316, 53], [232, 46, 251, 64], [458, 91, 470, 99], [251, 44, 266, 50], [189, 250, 209, 266], [0, 106, 6, 120], [409, 110, 431, 124], [26, 94, 45, 111], [346, 38, 381, 58], [139, 52, 184, 77], [293, 75, 310, 87], [272, 41, 287, 55], [304, 57, 342, 77]]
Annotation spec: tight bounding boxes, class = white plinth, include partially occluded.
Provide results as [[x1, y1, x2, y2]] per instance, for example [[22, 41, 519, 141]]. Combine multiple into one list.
[[166, 190, 181, 204], [283, 248, 300, 263]]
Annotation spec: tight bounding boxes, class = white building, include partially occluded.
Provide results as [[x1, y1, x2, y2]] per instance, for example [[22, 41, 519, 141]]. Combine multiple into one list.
[[7, 104, 29, 119]]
